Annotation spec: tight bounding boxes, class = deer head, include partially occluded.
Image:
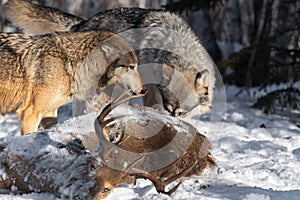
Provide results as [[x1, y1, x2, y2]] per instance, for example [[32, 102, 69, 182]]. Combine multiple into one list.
[[93, 90, 216, 199]]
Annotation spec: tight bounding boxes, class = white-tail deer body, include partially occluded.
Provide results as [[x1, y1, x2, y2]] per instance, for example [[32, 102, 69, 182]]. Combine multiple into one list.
[[93, 91, 216, 199]]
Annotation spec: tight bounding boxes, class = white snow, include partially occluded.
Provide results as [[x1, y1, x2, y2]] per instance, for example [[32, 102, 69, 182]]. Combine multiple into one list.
[[0, 86, 299, 200]]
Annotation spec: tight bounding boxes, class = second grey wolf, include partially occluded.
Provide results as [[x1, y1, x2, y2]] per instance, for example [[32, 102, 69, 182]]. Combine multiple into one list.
[[4, 0, 216, 117], [0, 30, 145, 134]]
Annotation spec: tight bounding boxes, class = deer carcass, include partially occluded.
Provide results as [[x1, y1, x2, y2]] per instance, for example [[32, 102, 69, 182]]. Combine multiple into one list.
[[93, 92, 216, 199], [0, 92, 216, 199]]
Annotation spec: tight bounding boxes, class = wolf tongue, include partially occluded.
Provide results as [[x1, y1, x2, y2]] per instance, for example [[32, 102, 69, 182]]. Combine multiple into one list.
[[136, 89, 148, 97], [136, 93, 146, 97]]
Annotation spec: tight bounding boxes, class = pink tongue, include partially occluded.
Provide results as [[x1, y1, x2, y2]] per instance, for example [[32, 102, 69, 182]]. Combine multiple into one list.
[[137, 93, 145, 97], [137, 90, 148, 97]]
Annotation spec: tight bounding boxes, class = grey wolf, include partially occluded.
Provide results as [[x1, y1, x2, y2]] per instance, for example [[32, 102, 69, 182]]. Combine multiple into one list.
[[4, 0, 216, 117], [0, 30, 145, 134]]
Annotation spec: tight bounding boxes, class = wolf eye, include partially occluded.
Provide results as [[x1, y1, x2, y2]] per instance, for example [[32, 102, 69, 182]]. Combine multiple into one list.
[[128, 65, 135, 70], [175, 109, 187, 117], [102, 188, 110, 193], [177, 111, 186, 116], [204, 87, 209, 96], [199, 96, 209, 105]]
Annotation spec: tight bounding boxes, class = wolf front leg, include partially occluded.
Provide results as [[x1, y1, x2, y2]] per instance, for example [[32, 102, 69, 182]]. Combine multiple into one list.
[[17, 106, 42, 135], [142, 83, 164, 111]]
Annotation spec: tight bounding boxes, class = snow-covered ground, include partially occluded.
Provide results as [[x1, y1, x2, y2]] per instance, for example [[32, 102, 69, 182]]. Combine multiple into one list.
[[0, 86, 299, 200]]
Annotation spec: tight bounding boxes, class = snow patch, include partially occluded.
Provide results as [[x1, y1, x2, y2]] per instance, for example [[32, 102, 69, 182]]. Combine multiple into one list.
[[0, 86, 299, 199]]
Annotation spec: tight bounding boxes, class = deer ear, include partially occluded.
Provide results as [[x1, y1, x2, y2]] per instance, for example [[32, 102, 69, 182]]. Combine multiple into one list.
[[195, 69, 209, 89]]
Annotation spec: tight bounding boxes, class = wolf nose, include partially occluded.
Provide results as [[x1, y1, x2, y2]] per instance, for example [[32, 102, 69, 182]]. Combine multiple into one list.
[[140, 87, 147, 95], [132, 87, 147, 96]]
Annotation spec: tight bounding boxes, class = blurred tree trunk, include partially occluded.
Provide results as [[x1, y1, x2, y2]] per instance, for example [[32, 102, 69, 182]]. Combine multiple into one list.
[[140, 0, 164, 9], [246, 0, 272, 86], [286, 1, 300, 82], [88, 0, 101, 16], [99, 0, 139, 10], [139, 0, 152, 8], [99, 0, 162, 9], [273, 0, 289, 82], [295, 0, 300, 82], [0, 0, 3, 32], [239, 0, 254, 46], [225, 0, 242, 56], [189, 9, 221, 62], [39, 0, 90, 18], [297, 1, 300, 39]]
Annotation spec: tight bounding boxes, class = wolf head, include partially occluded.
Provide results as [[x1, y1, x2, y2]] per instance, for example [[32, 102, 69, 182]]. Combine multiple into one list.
[[97, 35, 147, 96], [160, 64, 211, 117], [74, 33, 146, 100]]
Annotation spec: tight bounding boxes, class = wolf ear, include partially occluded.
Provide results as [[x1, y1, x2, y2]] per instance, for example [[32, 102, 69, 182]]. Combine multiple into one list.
[[100, 44, 114, 57], [100, 44, 120, 62], [162, 64, 175, 78], [161, 64, 175, 86], [195, 69, 209, 89]]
